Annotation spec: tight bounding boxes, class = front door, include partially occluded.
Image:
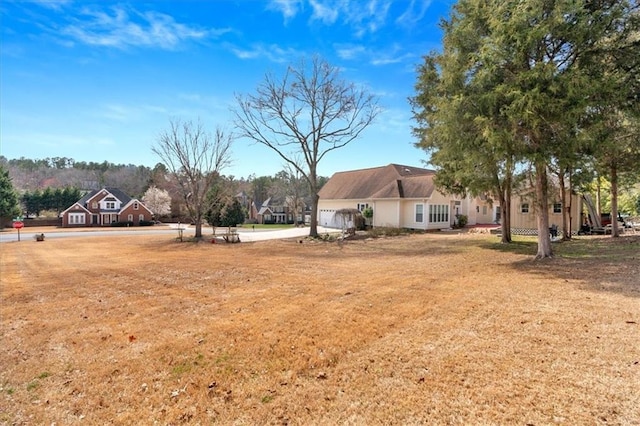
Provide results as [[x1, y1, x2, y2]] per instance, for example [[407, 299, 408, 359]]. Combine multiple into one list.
[[451, 201, 461, 226]]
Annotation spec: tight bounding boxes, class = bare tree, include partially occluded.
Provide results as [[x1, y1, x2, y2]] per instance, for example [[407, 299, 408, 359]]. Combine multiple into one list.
[[152, 119, 233, 239], [233, 56, 379, 237]]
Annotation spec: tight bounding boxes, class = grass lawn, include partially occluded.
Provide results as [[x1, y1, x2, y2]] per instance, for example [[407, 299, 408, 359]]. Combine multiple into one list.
[[1, 231, 638, 424]]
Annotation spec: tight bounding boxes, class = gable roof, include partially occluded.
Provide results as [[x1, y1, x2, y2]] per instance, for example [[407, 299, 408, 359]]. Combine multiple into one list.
[[121, 198, 154, 215], [318, 164, 437, 200], [60, 202, 92, 216], [79, 187, 132, 206]]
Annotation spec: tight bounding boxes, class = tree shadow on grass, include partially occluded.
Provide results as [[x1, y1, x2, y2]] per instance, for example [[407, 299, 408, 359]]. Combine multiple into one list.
[[477, 235, 640, 298]]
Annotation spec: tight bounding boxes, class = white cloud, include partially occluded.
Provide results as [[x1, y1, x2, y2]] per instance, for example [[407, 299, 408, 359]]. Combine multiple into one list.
[[396, 0, 432, 27], [101, 104, 134, 122], [370, 52, 414, 66], [335, 42, 416, 67], [26, 0, 73, 11], [267, 0, 302, 22], [348, 0, 391, 36], [335, 44, 367, 60], [309, 0, 339, 24], [94, 102, 175, 123], [59, 5, 229, 50], [227, 43, 301, 64], [308, 0, 392, 37]]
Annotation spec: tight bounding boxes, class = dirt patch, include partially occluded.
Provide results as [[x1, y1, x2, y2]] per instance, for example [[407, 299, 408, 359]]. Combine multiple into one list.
[[1, 232, 639, 424]]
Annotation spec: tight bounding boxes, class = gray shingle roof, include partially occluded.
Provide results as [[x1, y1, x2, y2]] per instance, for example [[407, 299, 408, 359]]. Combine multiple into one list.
[[78, 187, 133, 207]]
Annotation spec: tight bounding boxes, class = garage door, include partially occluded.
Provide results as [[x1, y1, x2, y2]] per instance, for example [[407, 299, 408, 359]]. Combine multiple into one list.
[[319, 209, 340, 228]]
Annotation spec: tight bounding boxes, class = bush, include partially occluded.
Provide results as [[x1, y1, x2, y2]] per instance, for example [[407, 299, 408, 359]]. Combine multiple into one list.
[[110, 221, 134, 227], [366, 227, 409, 238], [139, 220, 155, 226], [456, 214, 468, 228]]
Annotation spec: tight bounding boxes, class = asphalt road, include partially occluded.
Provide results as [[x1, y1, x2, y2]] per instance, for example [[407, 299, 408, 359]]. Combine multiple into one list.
[[0, 226, 338, 244]]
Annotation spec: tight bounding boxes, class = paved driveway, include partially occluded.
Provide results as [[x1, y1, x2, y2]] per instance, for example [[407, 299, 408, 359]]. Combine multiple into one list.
[[0, 226, 339, 243], [234, 226, 337, 242]]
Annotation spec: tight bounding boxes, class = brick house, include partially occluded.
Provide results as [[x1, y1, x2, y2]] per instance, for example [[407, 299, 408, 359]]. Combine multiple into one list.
[[60, 187, 153, 227]]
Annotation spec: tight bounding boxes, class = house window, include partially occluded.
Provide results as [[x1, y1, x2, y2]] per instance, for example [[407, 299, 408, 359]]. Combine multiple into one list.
[[553, 203, 562, 214], [92, 202, 98, 209], [521, 203, 530, 214], [415, 204, 424, 223], [482, 206, 487, 215], [128, 214, 133, 222], [106, 201, 115, 209], [69, 213, 85, 225], [139, 214, 144, 222], [357, 203, 369, 211], [429, 204, 450, 223], [133, 202, 139, 210]]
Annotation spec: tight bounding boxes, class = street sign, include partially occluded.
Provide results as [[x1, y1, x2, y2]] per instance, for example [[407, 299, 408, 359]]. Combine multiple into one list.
[[12, 220, 24, 241]]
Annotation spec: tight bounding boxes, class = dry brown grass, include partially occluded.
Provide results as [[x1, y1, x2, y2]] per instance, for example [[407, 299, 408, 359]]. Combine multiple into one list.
[[1, 231, 639, 425]]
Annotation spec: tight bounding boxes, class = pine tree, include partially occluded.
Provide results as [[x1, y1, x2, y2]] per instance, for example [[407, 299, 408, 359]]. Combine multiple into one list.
[[0, 166, 21, 226]]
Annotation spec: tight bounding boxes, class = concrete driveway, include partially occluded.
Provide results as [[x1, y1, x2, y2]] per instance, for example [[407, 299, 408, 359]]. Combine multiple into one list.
[[234, 226, 337, 242], [0, 225, 339, 243]]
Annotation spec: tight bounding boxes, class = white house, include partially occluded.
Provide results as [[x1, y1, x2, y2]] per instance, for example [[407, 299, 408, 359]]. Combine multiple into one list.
[[318, 163, 586, 235], [317, 164, 495, 230]]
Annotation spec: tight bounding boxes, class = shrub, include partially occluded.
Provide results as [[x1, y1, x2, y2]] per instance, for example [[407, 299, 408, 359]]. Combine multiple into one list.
[[456, 214, 468, 228], [366, 227, 409, 238], [110, 221, 134, 227], [139, 220, 155, 226]]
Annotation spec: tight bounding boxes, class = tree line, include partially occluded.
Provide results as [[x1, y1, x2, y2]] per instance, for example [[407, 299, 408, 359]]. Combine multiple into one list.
[[21, 187, 82, 217]]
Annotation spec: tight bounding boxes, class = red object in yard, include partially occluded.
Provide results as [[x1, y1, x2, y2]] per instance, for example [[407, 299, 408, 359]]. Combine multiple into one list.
[[13, 221, 24, 229]]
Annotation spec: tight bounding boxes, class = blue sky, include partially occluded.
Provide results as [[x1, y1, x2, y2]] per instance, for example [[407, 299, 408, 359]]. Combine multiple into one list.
[[1, 0, 451, 179]]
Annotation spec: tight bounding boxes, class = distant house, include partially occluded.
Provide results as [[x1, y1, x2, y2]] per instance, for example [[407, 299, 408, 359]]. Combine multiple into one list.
[[60, 187, 153, 227], [255, 197, 287, 224], [318, 164, 487, 230], [236, 191, 259, 222]]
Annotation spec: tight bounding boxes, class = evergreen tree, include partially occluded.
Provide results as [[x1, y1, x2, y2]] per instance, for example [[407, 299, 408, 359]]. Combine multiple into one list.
[[413, 0, 638, 258], [0, 165, 21, 226], [22, 190, 42, 217], [220, 199, 245, 227]]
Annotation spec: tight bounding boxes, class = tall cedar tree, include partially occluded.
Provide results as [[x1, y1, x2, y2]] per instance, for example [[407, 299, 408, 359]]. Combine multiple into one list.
[[413, 0, 638, 258], [0, 165, 21, 226]]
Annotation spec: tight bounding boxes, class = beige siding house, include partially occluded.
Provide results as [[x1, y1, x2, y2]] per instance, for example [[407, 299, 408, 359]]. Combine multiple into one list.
[[318, 164, 582, 234], [317, 164, 490, 230], [510, 188, 583, 234]]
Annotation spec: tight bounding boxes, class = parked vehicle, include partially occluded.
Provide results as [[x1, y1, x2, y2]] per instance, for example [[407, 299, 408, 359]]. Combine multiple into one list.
[[600, 213, 626, 227]]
